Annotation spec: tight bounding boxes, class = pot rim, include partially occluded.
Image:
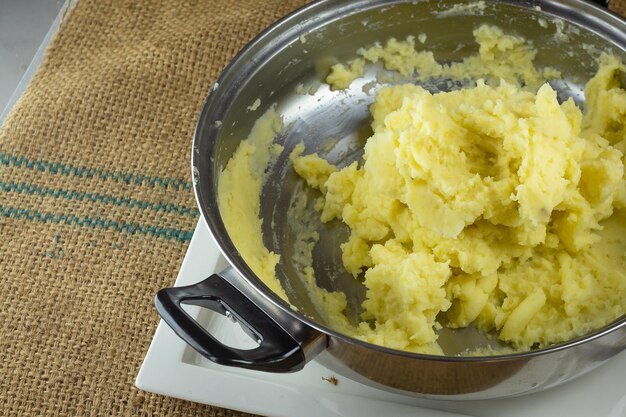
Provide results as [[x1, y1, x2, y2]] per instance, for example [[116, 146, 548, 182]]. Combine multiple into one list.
[[192, 0, 626, 362]]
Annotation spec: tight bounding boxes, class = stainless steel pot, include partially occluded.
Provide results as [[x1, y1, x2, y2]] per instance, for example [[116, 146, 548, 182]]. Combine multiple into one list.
[[156, 0, 626, 399]]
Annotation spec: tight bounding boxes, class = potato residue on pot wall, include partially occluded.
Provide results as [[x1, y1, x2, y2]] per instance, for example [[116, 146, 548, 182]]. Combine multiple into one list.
[[325, 25, 561, 92], [218, 24, 626, 355], [217, 108, 289, 301]]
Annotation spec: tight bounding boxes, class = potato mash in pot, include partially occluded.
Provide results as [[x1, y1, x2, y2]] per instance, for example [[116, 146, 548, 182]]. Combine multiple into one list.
[[219, 25, 626, 355]]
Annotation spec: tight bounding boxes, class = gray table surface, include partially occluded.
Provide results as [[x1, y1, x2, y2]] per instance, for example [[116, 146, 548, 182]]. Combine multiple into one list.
[[0, 0, 65, 123]]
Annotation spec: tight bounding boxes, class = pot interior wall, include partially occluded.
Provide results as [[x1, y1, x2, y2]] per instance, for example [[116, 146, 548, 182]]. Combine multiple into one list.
[[200, 0, 626, 354]]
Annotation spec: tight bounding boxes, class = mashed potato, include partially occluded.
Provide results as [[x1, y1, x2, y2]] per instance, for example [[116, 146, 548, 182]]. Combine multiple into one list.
[[219, 25, 626, 354], [326, 25, 561, 92]]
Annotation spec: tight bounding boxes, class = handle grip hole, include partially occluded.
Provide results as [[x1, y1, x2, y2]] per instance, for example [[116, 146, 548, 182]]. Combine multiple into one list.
[[180, 302, 261, 351]]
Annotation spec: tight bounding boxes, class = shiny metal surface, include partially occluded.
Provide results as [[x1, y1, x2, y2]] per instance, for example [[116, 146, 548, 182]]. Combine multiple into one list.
[[193, 0, 626, 399]]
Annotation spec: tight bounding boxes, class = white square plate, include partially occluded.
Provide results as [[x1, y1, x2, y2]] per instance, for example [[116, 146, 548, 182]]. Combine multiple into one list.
[[136, 220, 626, 417]]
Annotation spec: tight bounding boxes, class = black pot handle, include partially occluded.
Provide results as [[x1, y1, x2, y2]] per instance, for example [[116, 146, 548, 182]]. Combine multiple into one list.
[[155, 273, 306, 372]]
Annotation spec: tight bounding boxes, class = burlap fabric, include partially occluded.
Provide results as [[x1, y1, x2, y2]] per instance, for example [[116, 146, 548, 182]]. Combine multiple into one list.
[[0, 1, 306, 416], [611, 0, 626, 16], [1, 1, 626, 416]]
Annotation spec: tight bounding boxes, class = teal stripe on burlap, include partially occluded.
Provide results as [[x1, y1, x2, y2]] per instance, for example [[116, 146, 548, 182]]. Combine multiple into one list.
[[0, 181, 199, 217], [0, 206, 194, 242], [0, 153, 193, 190]]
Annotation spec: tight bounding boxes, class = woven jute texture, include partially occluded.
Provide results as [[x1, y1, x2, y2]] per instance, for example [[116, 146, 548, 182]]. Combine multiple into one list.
[[0, 1, 306, 416], [2, 1, 626, 417], [611, 0, 626, 17]]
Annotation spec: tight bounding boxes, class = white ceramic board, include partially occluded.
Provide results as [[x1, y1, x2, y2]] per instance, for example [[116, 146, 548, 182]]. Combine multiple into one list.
[[136, 220, 626, 417]]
